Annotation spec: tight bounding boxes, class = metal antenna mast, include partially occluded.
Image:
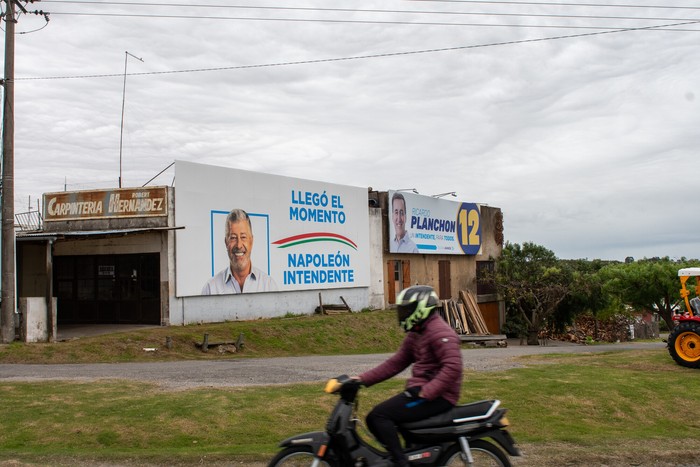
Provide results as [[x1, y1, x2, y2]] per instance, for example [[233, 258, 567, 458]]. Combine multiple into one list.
[[118, 51, 143, 188]]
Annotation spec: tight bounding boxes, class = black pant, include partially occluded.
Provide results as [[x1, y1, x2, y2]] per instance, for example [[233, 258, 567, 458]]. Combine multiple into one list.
[[366, 389, 452, 466]]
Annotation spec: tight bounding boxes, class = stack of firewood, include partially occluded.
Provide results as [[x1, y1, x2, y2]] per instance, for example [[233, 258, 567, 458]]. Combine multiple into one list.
[[438, 290, 490, 335], [551, 313, 633, 343]]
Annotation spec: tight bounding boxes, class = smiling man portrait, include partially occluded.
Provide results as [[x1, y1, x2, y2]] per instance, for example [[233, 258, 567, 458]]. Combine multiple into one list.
[[390, 193, 419, 254], [201, 208, 278, 294]]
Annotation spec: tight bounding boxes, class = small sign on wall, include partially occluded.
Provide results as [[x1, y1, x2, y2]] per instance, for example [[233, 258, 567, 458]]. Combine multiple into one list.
[[98, 265, 115, 277]]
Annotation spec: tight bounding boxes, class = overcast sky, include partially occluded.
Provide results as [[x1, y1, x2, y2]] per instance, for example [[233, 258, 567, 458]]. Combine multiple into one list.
[[5, 0, 700, 261]]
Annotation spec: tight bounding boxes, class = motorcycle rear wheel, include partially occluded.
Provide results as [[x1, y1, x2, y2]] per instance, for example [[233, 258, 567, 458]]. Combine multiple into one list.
[[267, 445, 338, 467], [438, 439, 511, 467]]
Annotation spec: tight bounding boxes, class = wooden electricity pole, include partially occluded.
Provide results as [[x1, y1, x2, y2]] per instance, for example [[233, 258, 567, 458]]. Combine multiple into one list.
[[1, 0, 16, 343]]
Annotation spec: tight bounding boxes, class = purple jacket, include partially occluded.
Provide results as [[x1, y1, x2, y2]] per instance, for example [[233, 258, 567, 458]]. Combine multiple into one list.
[[359, 312, 463, 405]]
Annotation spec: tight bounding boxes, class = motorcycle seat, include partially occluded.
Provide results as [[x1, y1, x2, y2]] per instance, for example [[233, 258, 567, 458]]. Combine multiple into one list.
[[401, 399, 499, 430]]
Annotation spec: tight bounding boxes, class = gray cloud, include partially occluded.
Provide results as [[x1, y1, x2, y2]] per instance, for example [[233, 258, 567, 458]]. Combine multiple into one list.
[[9, 1, 700, 261]]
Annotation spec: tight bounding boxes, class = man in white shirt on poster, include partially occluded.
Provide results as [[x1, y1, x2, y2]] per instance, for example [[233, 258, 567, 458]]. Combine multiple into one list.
[[201, 208, 278, 294], [390, 193, 419, 254]]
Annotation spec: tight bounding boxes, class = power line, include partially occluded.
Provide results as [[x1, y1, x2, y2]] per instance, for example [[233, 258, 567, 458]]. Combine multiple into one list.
[[44, 11, 700, 30], [15, 19, 700, 82], [38, 0, 700, 21], [402, 0, 700, 10], [42, 0, 700, 11]]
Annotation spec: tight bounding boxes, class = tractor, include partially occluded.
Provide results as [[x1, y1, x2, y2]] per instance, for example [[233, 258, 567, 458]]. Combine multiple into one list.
[[668, 267, 700, 368]]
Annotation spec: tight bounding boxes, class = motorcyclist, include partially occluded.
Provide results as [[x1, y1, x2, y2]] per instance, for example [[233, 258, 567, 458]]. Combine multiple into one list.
[[355, 285, 463, 467]]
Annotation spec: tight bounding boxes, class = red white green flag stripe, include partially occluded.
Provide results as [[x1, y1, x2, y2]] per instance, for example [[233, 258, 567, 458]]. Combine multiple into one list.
[[272, 232, 357, 250]]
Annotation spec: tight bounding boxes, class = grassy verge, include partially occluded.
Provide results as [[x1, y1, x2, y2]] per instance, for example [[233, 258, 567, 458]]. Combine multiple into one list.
[[0, 310, 405, 364], [1, 348, 698, 466]]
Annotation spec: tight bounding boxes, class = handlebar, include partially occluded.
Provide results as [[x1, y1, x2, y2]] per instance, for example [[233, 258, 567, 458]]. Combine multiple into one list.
[[325, 375, 362, 396]]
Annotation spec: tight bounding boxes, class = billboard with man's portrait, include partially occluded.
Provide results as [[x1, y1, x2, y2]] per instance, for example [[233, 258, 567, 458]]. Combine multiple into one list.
[[388, 190, 482, 255], [175, 161, 370, 297]]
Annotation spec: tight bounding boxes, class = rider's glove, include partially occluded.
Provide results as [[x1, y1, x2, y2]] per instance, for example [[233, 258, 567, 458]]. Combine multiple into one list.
[[404, 386, 422, 399], [404, 386, 425, 408]]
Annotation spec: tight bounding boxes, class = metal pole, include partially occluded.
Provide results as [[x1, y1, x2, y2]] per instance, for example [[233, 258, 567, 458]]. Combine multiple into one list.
[[118, 51, 143, 188], [46, 239, 55, 342], [1, 0, 16, 343]]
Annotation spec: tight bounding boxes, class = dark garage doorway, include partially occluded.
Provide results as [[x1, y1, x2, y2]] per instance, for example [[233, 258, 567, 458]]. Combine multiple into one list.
[[54, 253, 160, 325]]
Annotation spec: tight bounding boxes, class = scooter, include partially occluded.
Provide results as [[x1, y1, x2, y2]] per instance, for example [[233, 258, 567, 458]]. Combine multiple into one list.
[[268, 375, 521, 466]]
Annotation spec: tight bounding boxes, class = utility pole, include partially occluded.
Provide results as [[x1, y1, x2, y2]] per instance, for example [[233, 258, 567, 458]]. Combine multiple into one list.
[[1, 0, 17, 343]]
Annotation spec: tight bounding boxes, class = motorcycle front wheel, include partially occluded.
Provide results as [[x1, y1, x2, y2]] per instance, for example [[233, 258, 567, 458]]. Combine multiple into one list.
[[267, 445, 338, 467], [438, 439, 511, 467]]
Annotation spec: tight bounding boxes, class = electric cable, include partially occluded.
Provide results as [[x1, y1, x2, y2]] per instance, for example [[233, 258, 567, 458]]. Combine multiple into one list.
[[42, 10, 700, 31], [41, 0, 700, 11], [37, 0, 700, 22], [401, 0, 700, 10], [14, 19, 699, 82]]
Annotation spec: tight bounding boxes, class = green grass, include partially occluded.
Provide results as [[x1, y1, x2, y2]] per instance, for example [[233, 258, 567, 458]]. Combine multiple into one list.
[[474, 350, 697, 442], [0, 310, 405, 364], [2, 349, 699, 465], [1, 311, 697, 465]]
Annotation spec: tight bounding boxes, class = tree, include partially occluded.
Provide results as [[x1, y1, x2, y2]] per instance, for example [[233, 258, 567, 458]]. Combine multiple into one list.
[[555, 259, 616, 339], [600, 257, 694, 330], [494, 242, 571, 345]]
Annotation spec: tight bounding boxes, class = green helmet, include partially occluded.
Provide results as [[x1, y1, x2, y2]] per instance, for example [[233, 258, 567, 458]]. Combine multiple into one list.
[[396, 285, 439, 332]]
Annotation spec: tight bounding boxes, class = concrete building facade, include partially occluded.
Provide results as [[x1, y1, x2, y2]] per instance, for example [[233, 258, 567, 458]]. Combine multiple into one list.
[[14, 164, 503, 341]]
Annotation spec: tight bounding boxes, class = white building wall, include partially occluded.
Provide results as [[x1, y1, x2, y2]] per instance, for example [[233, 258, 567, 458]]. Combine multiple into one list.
[[368, 206, 385, 309], [168, 287, 369, 325], [165, 202, 378, 325], [19, 297, 57, 343]]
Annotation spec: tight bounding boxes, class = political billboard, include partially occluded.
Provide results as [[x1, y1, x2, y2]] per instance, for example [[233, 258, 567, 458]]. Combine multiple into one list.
[[388, 190, 481, 255], [174, 161, 370, 296]]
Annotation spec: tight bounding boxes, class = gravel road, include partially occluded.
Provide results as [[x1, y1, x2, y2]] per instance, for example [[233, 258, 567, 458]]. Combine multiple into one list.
[[0, 340, 666, 390]]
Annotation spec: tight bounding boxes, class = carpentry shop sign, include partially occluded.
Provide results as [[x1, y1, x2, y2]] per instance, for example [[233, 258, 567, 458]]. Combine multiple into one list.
[[43, 187, 168, 221], [174, 160, 370, 297], [388, 190, 481, 255]]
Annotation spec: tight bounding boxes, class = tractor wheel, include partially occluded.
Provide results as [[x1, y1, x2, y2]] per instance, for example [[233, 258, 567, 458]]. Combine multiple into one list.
[[668, 321, 700, 369]]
